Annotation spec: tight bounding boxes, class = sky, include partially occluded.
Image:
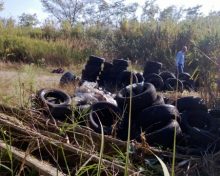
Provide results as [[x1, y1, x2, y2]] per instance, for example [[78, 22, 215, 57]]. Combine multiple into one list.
[[1, 0, 220, 23]]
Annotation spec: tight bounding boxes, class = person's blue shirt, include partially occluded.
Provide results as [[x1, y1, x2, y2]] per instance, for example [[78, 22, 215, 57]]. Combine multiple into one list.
[[176, 51, 185, 66]]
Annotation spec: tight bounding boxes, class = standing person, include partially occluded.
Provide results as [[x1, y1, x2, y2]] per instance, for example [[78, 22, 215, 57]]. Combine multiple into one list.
[[176, 46, 187, 74]]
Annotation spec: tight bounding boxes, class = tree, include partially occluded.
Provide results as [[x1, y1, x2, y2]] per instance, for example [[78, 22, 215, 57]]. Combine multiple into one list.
[[41, 0, 85, 27], [159, 5, 183, 22], [0, 1, 4, 11], [184, 5, 202, 19], [141, 0, 159, 21], [18, 13, 39, 27], [41, 0, 138, 27], [84, 0, 138, 26]]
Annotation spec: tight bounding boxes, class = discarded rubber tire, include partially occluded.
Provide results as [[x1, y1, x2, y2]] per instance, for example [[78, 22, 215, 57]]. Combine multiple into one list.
[[116, 71, 138, 89], [144, 61, 162, 70], [152, 95, 165, 106], [84, 65, 102, 73], [175, 96, 208, 112], [59, 72, 76, 86], [209, 109, 220, 118], [144, 120, 182, 148], [182, 80, 195, 92], [137, 104, 180, 133], [38, 89, 71, 108], [116, 115, 141, 141], [180, 110, 210, 130], [87, 55, 105, 65], [37, 89, 72, 120], [89, 102, 122, 135], [135, 72, 144, 83], [159, 71, 176, 82], [144, 73, 164, 90], [113, 59, 129, 67], [180, 113, 219, 149], [178, 72, 191, 81], [165, 78, 183, 92], [115, 83, 157, 113]]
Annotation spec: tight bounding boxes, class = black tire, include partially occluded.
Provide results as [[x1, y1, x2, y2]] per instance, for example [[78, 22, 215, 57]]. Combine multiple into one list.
[[135, 72, 144, 83], [178, 72, 191, 81], [182, 80, 195, 92], [103, 62, 113, 71], [84, 65, 102, 72], [116, 71, 138, 89], [143, 61, 162, 76], [87, 55, 105, 65], [180, 110, 210, 130], [59, 72, 76, 86], [165, 78, 183, 92], [137, 104, 180, 133], [180, 113, 219, 149], [144, 120, 182, 148], [175, 96, 208, 112], [208, 109, 220, 118], [152, 95, 165, 106], [116, 115, 141, 141], [159, 71, 176, 82], [89, 102, 122, 135], [113, 59, 129, 67], [144, 61, 162, 70], [144, 73, 164, 90], [115, 83, 157, 113], [37, 89, 71, 108], [37, 89, 72, 120]]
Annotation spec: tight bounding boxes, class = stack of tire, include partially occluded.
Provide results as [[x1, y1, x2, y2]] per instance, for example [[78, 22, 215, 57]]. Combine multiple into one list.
[[143, 61, 162, 78], [81, 55, 105, 82], [108, 59, 129, 87], [98, 59, 131, 90], [176, 96, 220, 153], [98, 62, 113, 87], [143, 61, 165, 91], [113, 82, 183, 148]]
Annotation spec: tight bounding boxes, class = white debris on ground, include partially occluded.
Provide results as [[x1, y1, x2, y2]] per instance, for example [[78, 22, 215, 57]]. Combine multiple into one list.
[[73, 81, 117, 106]]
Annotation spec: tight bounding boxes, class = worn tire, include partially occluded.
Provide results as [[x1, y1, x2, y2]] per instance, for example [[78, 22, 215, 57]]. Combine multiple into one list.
[[89, 102, 122, 135], [144, 73, 164, 90], [116, 71, 138, 89], [115, 83, 157, 113], [159, 71, 176, 82], [152, 95, 165, 106], [144, 120, 182, 148], [180, 113, 219, 149], [135, 72, 144, 83], [87, 55, 105, 65], [137, 104, 180, 133], [175, 96, 208, 112], [59, 72, 76, 86], [113, 59, 129, 67], [37, 89, 72, 120], [165, 78, 183, 92]]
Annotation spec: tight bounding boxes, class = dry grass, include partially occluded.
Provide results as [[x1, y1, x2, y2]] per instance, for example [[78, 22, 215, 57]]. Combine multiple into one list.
[[0, 62, 84, 107]]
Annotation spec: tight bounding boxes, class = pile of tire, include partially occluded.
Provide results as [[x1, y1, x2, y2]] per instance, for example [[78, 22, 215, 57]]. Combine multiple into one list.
[[143, 61, 195, 92], [175, 96, 220, 153], [143, 61, 162, 77], [98, 59, 142, 91], [81, 55, 105, 82], [113, 82, 183, 148]]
